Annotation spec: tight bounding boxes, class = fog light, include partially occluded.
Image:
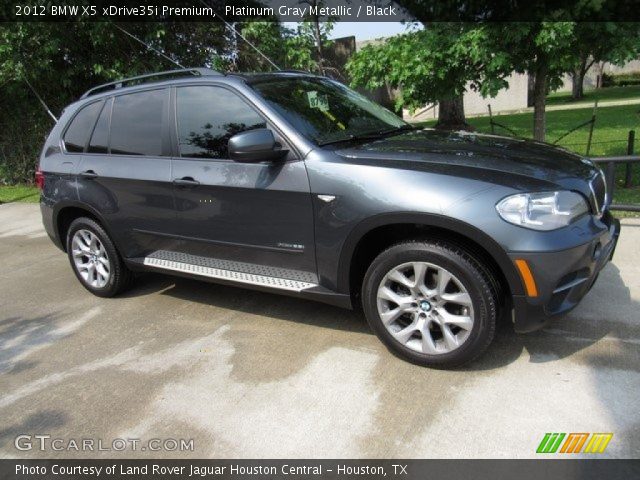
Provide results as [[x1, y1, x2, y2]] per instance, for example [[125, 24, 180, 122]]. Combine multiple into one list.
[[593, 243, 602, 261]]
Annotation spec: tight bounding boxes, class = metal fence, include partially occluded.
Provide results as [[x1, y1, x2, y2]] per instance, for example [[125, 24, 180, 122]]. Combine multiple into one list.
[[591, 155, 640, 212]]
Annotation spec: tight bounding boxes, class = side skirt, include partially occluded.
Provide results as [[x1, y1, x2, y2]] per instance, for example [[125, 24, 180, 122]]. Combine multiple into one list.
[[126, 250, 353, 310]]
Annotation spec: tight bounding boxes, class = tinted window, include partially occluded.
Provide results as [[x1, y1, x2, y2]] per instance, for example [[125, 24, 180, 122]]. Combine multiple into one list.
[[88, 99, 111, 154], [63, 101, 102, 152], [110, 89, 166, 156], [176, 86, 266, 159], [251, 77, 406, 145]]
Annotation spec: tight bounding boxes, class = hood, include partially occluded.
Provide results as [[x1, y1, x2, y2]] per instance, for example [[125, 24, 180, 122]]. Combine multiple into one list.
[[335, 129, 600, 184]]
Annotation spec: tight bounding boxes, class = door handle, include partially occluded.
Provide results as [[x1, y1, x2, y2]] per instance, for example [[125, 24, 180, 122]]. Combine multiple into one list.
[[173, 177, 200, 187], [79, 170, 98, 179]]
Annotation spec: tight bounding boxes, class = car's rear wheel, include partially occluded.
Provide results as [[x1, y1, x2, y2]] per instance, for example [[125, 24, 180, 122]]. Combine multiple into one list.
[[362, 240, 497, 368], [66, 217, 134, 297]]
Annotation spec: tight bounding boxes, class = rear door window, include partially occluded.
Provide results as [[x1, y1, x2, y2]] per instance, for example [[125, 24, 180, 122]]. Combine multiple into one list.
[[63, 101, 102, 152], [110, 89, 168, 156]]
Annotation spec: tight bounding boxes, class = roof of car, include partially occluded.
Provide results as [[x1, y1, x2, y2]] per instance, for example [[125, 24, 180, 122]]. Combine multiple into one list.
[[227, 71, 322, 83]]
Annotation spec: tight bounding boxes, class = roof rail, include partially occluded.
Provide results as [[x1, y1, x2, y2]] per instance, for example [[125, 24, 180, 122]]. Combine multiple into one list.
[[277, 69, 315, 74], [80, 68, 223, 99]]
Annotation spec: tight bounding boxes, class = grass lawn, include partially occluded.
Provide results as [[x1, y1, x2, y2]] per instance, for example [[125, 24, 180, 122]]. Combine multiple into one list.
[[418, 103, 640, 216], [546, 85, 640, 107], [419, 103, 640, 156], [0, 185, 39, 204]]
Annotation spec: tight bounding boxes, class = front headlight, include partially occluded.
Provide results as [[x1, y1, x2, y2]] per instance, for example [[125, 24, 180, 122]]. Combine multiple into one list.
[[496, 191, 589, 231]]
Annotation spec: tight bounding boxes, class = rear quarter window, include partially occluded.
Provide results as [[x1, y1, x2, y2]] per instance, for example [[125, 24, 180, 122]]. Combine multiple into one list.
[[63, 101, 102, 152], [88, 99, 112, 154]]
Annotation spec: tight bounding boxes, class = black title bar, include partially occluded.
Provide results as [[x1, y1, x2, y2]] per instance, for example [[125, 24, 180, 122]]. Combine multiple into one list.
[[3, 0, 640, 22]]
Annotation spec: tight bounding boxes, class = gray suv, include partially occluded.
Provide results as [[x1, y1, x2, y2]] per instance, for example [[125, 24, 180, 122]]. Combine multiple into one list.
[[38, 68, 620, 367]]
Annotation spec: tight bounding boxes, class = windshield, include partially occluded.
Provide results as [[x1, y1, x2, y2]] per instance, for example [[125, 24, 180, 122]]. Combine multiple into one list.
[[250, 77, 408, 146]]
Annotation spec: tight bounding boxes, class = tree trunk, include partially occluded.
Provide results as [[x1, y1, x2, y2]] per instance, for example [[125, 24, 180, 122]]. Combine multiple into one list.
[[385, 82, 401, 115], [571, 56, 590, 100], [596, 62, 606, 89], [311, 5, 325, 75], [436, 96, 470, 131], [532, 62, 548, 142], [571, 71, 585, 100], [527, 74, 535, 107]]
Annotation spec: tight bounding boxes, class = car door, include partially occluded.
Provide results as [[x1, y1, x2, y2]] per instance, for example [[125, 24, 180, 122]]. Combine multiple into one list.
[[168, 84, 317, 284], [77, 88, 176, 258]]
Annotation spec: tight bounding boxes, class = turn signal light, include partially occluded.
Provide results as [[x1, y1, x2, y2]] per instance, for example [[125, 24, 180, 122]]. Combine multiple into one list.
[[515, 259, 538, 297]]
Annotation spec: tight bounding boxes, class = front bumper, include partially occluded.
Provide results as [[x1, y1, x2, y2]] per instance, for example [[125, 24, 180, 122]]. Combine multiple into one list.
[[510, 212, 621, 333]]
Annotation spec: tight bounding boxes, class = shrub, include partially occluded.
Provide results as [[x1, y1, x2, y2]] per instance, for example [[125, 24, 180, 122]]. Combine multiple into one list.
[[602, 71, 640, 87], [0, 89, 54, 185]]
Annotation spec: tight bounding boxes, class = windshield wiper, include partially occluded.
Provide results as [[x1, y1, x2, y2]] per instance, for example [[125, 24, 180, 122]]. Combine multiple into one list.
[[318, 125, 415, 147], [371, 124, 416, 137], [318, 134, 361, 146]]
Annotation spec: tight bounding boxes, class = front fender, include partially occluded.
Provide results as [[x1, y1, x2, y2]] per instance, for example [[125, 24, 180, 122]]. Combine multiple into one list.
[[335, 212, 524, 297]]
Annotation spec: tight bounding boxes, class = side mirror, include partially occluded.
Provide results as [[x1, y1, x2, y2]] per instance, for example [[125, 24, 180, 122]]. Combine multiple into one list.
[[228, 129, 288, 163]]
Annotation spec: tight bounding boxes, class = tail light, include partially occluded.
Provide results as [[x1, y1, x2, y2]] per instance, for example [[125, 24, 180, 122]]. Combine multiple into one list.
[[35, 168, 45, 190]]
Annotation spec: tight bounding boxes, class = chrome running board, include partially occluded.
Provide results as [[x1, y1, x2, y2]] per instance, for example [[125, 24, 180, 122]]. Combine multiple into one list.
[[141, 252, 317, 292]]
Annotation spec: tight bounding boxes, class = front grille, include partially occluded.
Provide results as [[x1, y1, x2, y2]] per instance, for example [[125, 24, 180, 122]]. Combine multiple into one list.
[[589, 170, 608, 216]]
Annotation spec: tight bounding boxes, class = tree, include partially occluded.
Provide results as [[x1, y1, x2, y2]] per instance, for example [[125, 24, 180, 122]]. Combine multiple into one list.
[[390, 3, 636, 140], [346, 24, 512, 130], [565, 22, 640, 100], [0, 21, 229, 111], [487, 21, 639, 140], [235, 22, 291, 71], [239, 18, 334, 73], [487, 22, 575, 141]]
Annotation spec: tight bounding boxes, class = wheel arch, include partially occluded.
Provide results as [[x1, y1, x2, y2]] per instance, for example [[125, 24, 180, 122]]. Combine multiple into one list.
[[338, 212, 524, 301], [53, 201, 120, 253]]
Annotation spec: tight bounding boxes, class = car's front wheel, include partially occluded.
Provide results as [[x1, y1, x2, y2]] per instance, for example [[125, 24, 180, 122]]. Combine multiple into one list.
[[362, 240, 498, 368], [66, 217, 134, 297]]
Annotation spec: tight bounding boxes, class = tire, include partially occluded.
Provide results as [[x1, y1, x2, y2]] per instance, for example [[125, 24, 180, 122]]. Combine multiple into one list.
[[362, 240, 497, 368], [66, 217, 134, 297]]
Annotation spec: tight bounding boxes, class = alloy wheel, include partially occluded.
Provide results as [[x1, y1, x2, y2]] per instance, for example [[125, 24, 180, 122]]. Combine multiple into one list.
[[71, 229, 111, 288], [376, 261, 474, 354]]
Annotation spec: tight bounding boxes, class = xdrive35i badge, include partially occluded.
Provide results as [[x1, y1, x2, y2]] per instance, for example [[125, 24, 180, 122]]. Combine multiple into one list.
[[277, 243, 305, 250]]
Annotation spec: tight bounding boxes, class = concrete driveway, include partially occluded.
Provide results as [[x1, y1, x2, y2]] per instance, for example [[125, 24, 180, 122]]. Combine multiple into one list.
[[1, 203, 638, 459]]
